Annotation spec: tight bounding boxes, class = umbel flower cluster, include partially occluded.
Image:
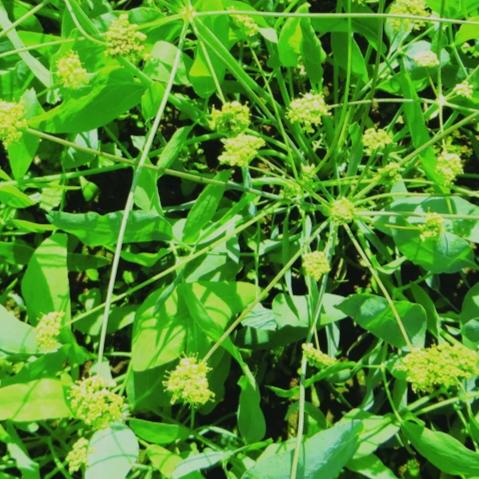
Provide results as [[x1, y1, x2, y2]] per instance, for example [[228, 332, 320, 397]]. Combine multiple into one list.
[[65, 437, 89, 474], [389, 0, 429, 31], [35, 311, 63, 353], [362, 127, 393, 156], [302, 343, 337, 369], [412, 50, 439, 68], [287, 92, 330, 133], [230, 11, 259, 37], [453, 80, 473, 98], [329, 197, 356, 224], [0, 100, 27, 147], [56, 51, 89, 89], [398, 342, 479, 392], [302, 251, 330, 281], [436, 150, 463, 185], [419, 212, 444, 241], [69, 376, 127, 429], [219, 133, 265, 167], [105, 14, 146, 61], [210, 101, 251, 135], [164, 356, 214, 407]]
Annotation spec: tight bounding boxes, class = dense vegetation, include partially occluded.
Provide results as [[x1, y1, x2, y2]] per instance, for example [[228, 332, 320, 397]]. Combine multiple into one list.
[[0, 0, 479, 477]]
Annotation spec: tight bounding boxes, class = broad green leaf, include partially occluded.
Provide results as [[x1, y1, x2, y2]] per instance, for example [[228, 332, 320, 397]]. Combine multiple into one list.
[[2, 424, 40, 479], [21, 233, 70, 322], [237, 375, 266, 443], [173, 450, 231, 478], [0, 184, 36, 208], [144, 41, 192, 85], [338, 294, 426, 348], [0, 379, 71, 422], [147, 445, 203, 478], [331, 33, 368, 81], [134, 159, 163, 213], [455, 17, 479, 44], [157, 126, 191, 171], [129, 419, 190, 445], [461, 282, 479, 344], [0, 304, 37, 355], [403, 421, 479, 476], [278, 4, 308, 67], [0, 240, 33, 265], [247, 420, 362, 479], [132, 281, 257, 371], [300, 16, 326, 86], [48, 210, 172, 246], [86, 424, 139, 479], [30, 66, 146, 133], [347, 455, 399, 479], [183, 171, 231, 243]]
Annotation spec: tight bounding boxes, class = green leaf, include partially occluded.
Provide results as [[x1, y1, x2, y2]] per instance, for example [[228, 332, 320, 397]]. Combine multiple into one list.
[[461, 282, 479, 344], [247, 420, 362, 479], [129, 419, 190, 445], [331, 33, 368, 81], [402, 421, 479, 476], [172, 450, 231, 478], [144, 41, 192, 85], [278, 5, 308, 67], [0, 184, 36, 208], [237, 375, 266, 443], [0, 379, 71, 422], [48, 210, 172, 246], [455, 17, 479, 44], [0, 304, 37, 355], [300, 16, 326, 86], [31, 66, 146, 133], [183, 171, 231, 243], [347, 455, 399, 479], [157, 126, 191, 171], [338, 294, 426, 348], [21, 233, 71, 322], [85, 424, 139, 479], [132, 281, 257, 371]]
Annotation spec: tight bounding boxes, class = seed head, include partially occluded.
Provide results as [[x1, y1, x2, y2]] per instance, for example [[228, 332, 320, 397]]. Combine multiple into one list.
[[35, 312, 63, 353], [453, 81, 473, 99], [329, 198, 356, 224], [56, 51, 89, 89], [229, 11, 259, 37], [66, 437, 89, 474], [209, 101, 251, 135], [419, 212, 444, 241], [436, 150, 463, 185], [164, 356, 214, 407], [398, 342, 479, 393], [105, 14, 146, 61], [377, 161, 402, 181], [302, 251, 330, 281], [389, 0, 429, 31], [362, 127, 393, 155], [0, 100, 27, 147], [302, 343, 337, 369], [218, 133, 265, 167], [69, 376, 127, 429], [287, 92, 330, 133]]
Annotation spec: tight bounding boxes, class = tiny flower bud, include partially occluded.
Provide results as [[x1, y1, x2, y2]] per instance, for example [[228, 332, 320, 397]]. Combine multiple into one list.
[[164, 356, 214, 407], [302, 343, 337, 369], [69, 376, 127, 429], [35, 312, 63, 353], [389, 0, 429, 31], [453, 81, 473, 98], [218, 133, 265, 167], [362, 127, 393, 156], [329, 198, 356, 224], [105, 14, 146, 61], [412, 50, 439, 68], [66, 437, 89, 474], [56, 51, 89, 89], [436, 150, 463, 185], [209, 101, 251, 135], [419, 212, 444, 241], [287, 92, 330, 133], [0, 100, 27, 147], [302, 251, 330, 281]]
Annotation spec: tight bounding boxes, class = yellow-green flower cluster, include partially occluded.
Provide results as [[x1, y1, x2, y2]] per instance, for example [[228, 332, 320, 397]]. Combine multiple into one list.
[[419, 212, 444, 241], [0, 100, 27, 147], [362, 127, 393, 155], [436, 150, 463, 185], [389, 0, 429, 31], [412, 50, 439, 68], [35, 312, 63, 353], [286, 92, 330, 133], [302, 251, 330, 281], [398, 342, 479, 393], [453, 81, 473, 98], [209, 101, 251, 135], [66, 437, 89, 474], [105, 14, 146, 61], [69, 376, 126, 429], [377, 161, 402, 181], [164, 356, 214, 407], [56, 51, 89, 89], [230, 11, 259, 37], [329, 198, 356, 224], [219, 133, 265, 167], [302, 343, 337, 369]]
